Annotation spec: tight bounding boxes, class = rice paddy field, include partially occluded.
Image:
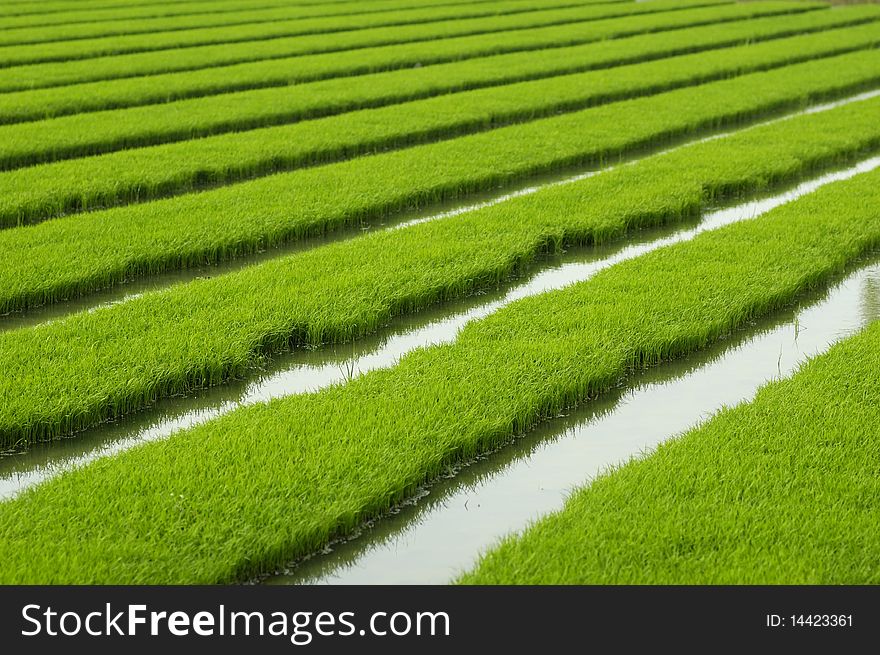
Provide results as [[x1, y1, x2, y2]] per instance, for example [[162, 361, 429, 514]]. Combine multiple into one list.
[[1, 0, 880, 585]]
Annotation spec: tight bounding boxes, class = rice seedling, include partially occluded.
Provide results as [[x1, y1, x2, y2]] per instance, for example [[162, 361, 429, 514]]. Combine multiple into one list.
[[0, 0, 605, 47], [4, 19, 879, 171], [0, 0, 301, 18], [1, 94, 878, 448], [0, 0, 341, 27], [259, 257, 880, 584], [1, 159, 878, 584], [4, 0, 878, 590], [0, 0, 732, 68], [8, 36, 880, 225], [460, 316, 880, 584], [1, 50, 879, 315], [0, 1, 807, 93], [3, 5, 871, 124]]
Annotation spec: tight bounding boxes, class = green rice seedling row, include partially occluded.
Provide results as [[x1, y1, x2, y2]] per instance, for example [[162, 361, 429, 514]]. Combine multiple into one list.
[[460, 315, 880, 584], [1, 94, 878, 447], [0, 0, 730, 68], [8, 43, 880, 226], [1, 158, 878, 584], [0, 0, 298, 18], [4, 5, 873, 124], [4, 20, 879, 171], [0, 0, 488, 21], [7, 161, 871, 507], [1, 50, 878, 303], [0, 1, 807, 93], [3, 0, 877, 589], [0, 0, 594, 46], [0, 0, 411, 17], [1, 1, 549, 30], [264, 251, 880, 585]]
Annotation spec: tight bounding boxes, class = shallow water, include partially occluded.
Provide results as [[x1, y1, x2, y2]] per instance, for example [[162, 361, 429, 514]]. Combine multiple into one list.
[[1, 155, 876, 505], [2, 89, 877, 331], [264, 258, 880, 585]]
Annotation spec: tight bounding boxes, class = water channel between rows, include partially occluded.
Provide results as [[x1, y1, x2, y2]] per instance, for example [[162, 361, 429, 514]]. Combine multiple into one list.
[[2, 89, 877, 332], [265, 254, 880, 584], [1, 156, 877, 529]]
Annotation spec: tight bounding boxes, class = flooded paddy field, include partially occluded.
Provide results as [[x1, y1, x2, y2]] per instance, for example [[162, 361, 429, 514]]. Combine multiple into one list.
[[1, 0, 880, 586]]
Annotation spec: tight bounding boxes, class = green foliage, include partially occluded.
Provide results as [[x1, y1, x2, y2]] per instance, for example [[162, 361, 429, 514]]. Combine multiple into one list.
[[0, 1, 619, 48], [2, 157, 878, 584], [3, 20, 879, 172], [1, 95, 878, 447], [2, 49, 879, 316], [0, 1, 798, 92], [2, 5, 868, 124], [2, 0, 878, 588], [461, 318, 880, 584]]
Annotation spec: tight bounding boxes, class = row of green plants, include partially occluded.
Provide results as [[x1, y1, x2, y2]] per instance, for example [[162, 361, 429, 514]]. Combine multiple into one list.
[[1, 93, 878, 449], [2, 150, 878, 583], [0, 0, 327, 21], [2, 50, 878, 314], [2, 4, 862, 124], [4, 18, 878, 170], [0, 1, 800, 92], [9, 38, 880, 228], [0, 0, 598, 48], [462, 309, 880, 583]]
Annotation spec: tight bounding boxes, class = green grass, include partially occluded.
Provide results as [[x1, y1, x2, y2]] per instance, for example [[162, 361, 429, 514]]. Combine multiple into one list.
[[0, 0, 730, 68], [0, 0, 428, 19], [0, 0, 341, 27], [4, 5, 869, 124], [0, 1, 526, 28], [5, 19, 880, 171], [2, 49, 879, 312], [0, 0, 565, 20], [0, 0, 369, 18], [0, 0, 595, 47], [7, 41, 880, 226], [0, 1, 807, 92], [1, 156, 879, 584], [460, 317, 880, 584], [1, 93, 879, 447]]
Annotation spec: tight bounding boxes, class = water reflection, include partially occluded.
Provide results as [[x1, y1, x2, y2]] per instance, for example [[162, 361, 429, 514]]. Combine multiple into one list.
[[266, 261, 880, 585], [2, 157, 877, 504]]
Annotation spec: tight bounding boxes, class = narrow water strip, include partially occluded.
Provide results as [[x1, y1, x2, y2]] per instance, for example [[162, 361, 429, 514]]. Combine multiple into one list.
[[1, 88, 877, 331], [264, 258, 880, 585], [2, 155, 876, 500]]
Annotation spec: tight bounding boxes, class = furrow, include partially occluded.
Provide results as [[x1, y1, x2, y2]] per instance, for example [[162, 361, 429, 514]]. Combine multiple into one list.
[[4, 18, 880, 171], [1, 52, 879, 316], [4, 157, 875, 501], [461, 305, 880, 584], [272, 260, 880, 585], [0, 1, 813, 93], [4, 6, 872, 125], [2, 151, 879, 584], [0, 93, 878, 447]]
